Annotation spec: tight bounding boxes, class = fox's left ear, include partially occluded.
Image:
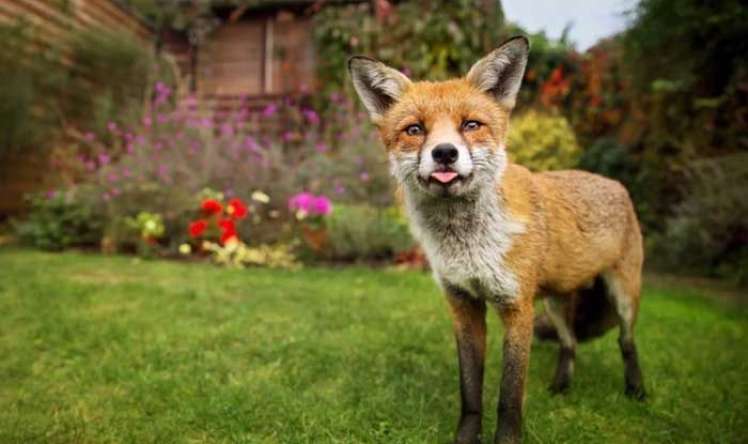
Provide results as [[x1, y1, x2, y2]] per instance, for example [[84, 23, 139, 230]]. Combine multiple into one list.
[[348, 56, 412, 121], [466, 36, 529, 110]]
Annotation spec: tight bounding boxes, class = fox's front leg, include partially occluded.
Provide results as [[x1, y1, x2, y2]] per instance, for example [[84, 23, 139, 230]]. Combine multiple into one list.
[[446, 290, 487, 444], [494, 301, 534, 444]]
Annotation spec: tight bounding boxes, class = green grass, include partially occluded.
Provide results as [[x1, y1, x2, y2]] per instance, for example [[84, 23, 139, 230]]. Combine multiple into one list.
[[0, 249, 746, 443]]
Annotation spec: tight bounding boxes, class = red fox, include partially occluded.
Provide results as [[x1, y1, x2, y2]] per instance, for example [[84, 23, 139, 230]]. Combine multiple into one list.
[[349, 36, 646, 444]]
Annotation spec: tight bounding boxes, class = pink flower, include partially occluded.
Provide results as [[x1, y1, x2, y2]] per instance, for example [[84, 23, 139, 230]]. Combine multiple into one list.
[[288, 192, 315, 212], [98, 153, 110, 166], [312, 196, 332, 215], [303, 109, 320, 125], [315, 142, 328, 153], [359, 172, 370, 182], [107, 122, 118, 133], [84, 132, 96, 141], [142, 116, 152, 127], [288, 192, 332, 216], [262, 103, 278, 117]]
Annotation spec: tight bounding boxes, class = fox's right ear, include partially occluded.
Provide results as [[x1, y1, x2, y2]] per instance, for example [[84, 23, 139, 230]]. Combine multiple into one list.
[[466, 36, 529, 110], [348, 56, 412, 121]]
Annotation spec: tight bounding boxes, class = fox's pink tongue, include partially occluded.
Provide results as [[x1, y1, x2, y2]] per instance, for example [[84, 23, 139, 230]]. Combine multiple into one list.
[[431, 171, 458, 183]]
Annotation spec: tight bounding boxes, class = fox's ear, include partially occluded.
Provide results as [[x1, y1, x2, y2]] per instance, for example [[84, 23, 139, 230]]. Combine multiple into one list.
[[348, 56, 412, 120], [466, 36, 529, 110]]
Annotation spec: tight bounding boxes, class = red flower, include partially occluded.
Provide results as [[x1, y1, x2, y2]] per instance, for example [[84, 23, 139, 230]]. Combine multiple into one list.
[[218, 218, 238, 244], [226, 198, 248, 219], [188, 219, 207, 238], [201, 199, 223, 215]]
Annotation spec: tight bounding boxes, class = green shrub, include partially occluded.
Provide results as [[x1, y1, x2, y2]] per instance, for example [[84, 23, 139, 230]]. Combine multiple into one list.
[[648, 153, 748, 286], [15, 190, 102, 251], [324, 205, 413, 262], [507, 110, 581, 171], [0, 21, 66, 155], [66, 27, 159, 134]]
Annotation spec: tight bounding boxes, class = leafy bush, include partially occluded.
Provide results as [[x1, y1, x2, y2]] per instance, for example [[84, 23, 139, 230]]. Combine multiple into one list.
[[324, 204, 414, 262], [648, 153, 748, 286], [67, 27, 173, 136], [15, 190, 103, 251], [0, 21, 66, 155], [506, 110, 581, 171]]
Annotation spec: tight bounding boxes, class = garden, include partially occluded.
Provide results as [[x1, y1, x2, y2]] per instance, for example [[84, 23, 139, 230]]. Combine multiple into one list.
[[1, 0, 747, 442]]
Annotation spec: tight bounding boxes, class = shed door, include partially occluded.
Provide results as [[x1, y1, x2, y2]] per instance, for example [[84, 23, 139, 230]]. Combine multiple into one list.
[[199, 19, 264, 96]]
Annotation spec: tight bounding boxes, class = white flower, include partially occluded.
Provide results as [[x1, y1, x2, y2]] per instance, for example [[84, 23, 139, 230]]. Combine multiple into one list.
[[251, 191, 270, 203], [179, 243, 192, 255]]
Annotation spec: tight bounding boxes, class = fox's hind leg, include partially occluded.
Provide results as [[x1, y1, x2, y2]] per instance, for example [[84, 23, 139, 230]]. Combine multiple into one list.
[[602, 265, 646, 400], [543, 295, 577, 394]]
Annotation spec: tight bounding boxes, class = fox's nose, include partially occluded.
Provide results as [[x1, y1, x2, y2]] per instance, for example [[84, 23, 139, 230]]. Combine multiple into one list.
[[432, 144, 459, 165]]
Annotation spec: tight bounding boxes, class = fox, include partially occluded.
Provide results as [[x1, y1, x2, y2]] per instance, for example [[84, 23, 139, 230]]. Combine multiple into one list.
[[348, 36, 646, 444]]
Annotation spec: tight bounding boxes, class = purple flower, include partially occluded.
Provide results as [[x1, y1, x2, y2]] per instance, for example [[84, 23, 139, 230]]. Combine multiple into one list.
[[302, 109, 320, 125], [243, 136, 259, 152], [220, 123, 234, 137], [315, 142, 328, 153], [46, 189, 57, 199], [98, 153, 110, 166], [282, 131, 295, 142], [261, 103, 278, 117], [334, 183, 346, 195]]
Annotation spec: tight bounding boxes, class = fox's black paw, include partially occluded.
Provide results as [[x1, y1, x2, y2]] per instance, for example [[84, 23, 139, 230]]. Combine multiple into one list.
[[625, 384, 647, 401]]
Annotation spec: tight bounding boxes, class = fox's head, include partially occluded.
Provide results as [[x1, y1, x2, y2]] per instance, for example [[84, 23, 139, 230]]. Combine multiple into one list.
[[348, 36, 529, 199]]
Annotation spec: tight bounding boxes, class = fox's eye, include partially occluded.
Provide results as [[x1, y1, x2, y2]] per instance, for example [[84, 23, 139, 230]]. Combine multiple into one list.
[[462, 120, 482, 131], [404, 124, 424, 136]]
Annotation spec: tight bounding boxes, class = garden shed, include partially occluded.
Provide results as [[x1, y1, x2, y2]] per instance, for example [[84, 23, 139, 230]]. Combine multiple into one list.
[[167, 0, 368, 102]]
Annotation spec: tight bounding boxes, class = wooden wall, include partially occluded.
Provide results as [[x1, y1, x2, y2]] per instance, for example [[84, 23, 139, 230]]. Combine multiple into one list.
[[197, 10, 316, 98], [0, 0, 152, 217]]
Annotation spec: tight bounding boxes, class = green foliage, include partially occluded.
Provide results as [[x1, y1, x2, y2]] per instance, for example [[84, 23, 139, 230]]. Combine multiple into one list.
[[0, 21, 67, 155], [506, 110, 580, 171], [1, 249, 746, 442], [15, 191, 102, 251], [649, 154, 748, 286], [66, 27, 158, 133], [325, 204, 414, 262], [313, 0, 505, 95]]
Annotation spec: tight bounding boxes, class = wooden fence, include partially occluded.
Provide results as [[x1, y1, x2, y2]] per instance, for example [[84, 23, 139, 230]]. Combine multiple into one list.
[[0, 0, 153, 217]]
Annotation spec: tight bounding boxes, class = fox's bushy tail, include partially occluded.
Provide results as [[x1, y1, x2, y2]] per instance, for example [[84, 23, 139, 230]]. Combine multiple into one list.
[[534, 276, 619, 343]]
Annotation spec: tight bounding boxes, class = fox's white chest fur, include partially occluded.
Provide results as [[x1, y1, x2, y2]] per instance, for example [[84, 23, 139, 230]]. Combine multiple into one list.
[[404, 189, 525, 304]]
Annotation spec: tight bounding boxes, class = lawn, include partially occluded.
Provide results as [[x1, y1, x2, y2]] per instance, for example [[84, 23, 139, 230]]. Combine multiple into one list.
[[0, 249, 746, 443]]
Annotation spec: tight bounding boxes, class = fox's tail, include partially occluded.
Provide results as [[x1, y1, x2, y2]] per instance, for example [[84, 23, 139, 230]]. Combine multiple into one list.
[[534, 276, 619, 343]]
